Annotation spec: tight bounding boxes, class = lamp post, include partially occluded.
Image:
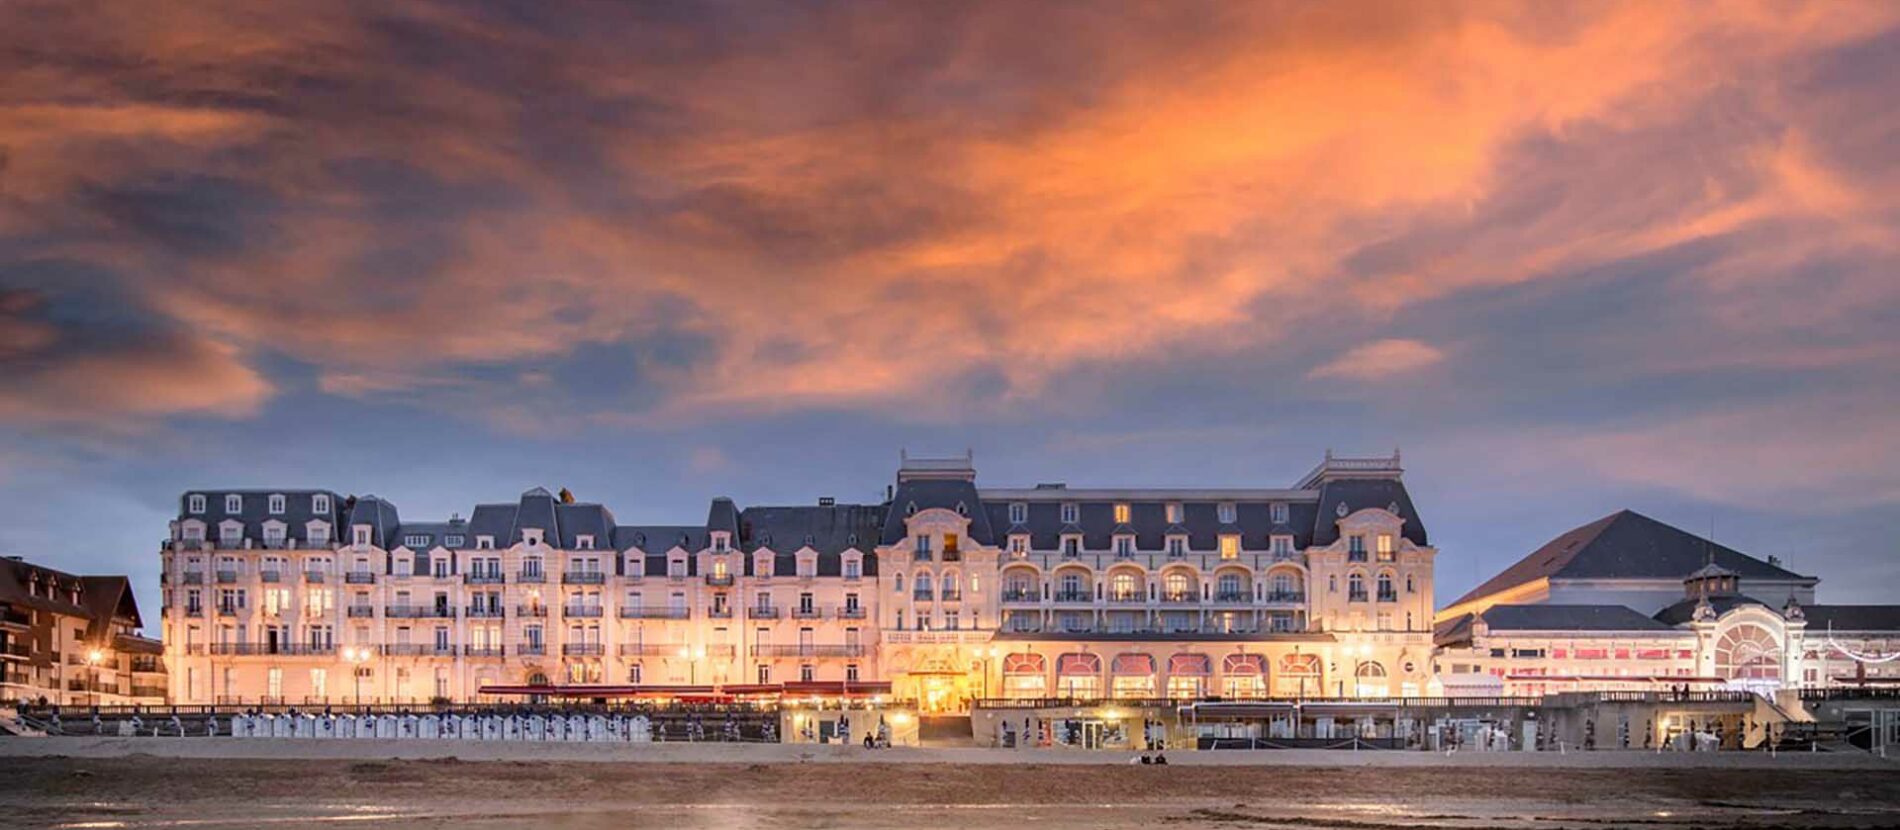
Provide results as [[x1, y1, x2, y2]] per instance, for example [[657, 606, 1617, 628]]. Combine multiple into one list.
[[977, 645, 1001, 701], [343, 646, 370, 707], [84, 649, 104, 708], [678, 646, 705, 685]]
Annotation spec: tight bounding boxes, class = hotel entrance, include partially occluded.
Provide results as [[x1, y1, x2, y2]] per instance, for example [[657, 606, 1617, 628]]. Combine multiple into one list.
[[910, 671, 968, 713]]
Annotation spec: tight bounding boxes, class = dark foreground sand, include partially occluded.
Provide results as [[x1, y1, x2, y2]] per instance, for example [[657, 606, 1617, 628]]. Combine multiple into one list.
[[3, 746, 1899, 829]]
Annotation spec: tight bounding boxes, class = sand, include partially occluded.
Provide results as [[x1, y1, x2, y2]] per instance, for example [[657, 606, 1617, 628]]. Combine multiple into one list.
[[3, 738, 1898, 828]]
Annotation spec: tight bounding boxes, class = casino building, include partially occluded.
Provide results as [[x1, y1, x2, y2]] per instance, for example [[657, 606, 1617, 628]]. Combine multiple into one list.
[[158, 451, 1437, 708], [1434, 510, 1900, 697]]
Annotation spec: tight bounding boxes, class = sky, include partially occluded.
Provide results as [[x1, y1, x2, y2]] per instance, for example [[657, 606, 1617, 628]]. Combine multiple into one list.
[[2, 1, 1898, 628]]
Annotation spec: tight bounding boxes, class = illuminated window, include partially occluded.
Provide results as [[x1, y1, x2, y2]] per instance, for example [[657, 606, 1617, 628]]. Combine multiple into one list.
[[1113, 503, 1130, 524], [1219, 535, 1240, 559]]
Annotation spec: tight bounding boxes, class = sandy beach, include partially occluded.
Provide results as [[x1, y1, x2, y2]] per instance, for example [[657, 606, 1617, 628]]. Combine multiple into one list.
[[4, 738, 1899, 829]]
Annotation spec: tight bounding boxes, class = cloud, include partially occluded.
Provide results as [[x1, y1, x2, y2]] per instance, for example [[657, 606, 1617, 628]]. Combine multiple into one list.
[[1310, 339, 1447, 382], [0, 1, 1895, 444]]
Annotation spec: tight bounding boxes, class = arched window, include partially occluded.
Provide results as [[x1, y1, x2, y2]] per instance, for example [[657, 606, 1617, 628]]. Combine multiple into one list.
[[1376, 572, 1394, 602], [1059, 573, 1083, 597], [1353, 660, 1388, 697], [1165, 571, 1190, 600], [1217, 573, 1241, 599], [1272, 572, 1296, 596], [1716, 623, 1783, 681], [941, 573, 956, 594], [1347, 573, 1366, 602], [1111, 572, 1137, 601]]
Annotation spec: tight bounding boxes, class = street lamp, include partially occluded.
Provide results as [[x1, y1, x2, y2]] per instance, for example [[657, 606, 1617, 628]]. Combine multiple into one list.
[[85, 649, 105, 709], [977, 645, 1002, 701], [678, 646, 705, 685], [343, 646, 371, 707]]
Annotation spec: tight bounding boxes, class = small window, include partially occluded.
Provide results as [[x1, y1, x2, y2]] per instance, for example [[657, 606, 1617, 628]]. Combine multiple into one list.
[[1009, 502, 1027, 524], [268, 494, 285, 515], [1219, 535, 1240, 559], [576, 535, 595, 550], [476, 536, 494, 550], [313, 494, 331, 514], [188, 494, 206, 514], [353, 527, 371, 547], [403, 534, 431, 549], [1165, 503, 1183, 523], [1217, 502, 1236, 523], [1113, 503, 1130, 524], [1060, 503, 1079, 524], [1009, 535, 1027, 555], [524, 529, 544, 546], [1271, 502, 1289, 523], [444, 534, 465, 548], [225, 494, 243, 514]]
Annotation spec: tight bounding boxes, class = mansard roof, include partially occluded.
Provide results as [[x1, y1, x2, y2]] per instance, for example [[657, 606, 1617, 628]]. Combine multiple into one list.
[[343, 495, 401, 549], [1652, 594, 1771, 626], [738, 503, 884, 578], [1481, 603, 1674, 632], [179, 489, 342, 544], [1451, 510, 1814, 609], [613, 525, 705, 553]]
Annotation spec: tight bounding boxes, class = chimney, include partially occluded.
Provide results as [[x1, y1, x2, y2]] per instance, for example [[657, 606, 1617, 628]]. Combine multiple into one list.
[[818, 497, 836, 507]]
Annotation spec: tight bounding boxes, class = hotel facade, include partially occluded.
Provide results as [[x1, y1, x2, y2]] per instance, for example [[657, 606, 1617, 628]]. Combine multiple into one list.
[[158, 451, 1438, 708]]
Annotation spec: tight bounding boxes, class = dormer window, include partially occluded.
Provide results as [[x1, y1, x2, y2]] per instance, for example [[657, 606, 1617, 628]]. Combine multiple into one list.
[[352, 526, 371, 547], [1113, 503, 1131, 524], [225, 494, 243, 514], [712, 533, 730, 553], [1272, 536, 1293, 556], [1217, 502, 1236, 523], [1060, 503, 1079, 524], [475, 536, 494, 550], [313, 494, 331, 514], [1060, 536, 1080, 557], [1009, 502, 1027, 524], [188, 494, 206, 514], [576, 535, 595, 551], [1219, 534, 1240, 559], [1376, 533, 1395, 562], [268, 494, 286, 515], [403, 534, 431, 549], [1166, 503, 1183, 523], [1008, 535, 1028, 556], [1271, 502, 1289, 523], [523, 529, 544, 547], [1166, 536, 1186, 557], [843, 555, 862, 580], [668, 558, 686, 577], [1113, 535, 1134, 557]]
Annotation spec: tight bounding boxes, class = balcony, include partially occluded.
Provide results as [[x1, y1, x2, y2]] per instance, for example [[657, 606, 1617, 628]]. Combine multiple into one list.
[[464, 573, 505, 585], [516, 605, 549, 618], [345, 572, 376, 584], [382, 644, 454, 657], [215, 604, 240, 617], [1265, 591, 1306, 603], [563, 571, 605, 585], [705, 573, 734, 587], [131, 685, 167, 699], [260, 571, 283, 583], [1160, 593, 1198, 604], [1348, 591, 1368, 603], [562, 643, 605, 657], [464, 646, 506, 657], [216, 570, 238, 584], [130, 657, 165, 673], [386, 605, 455, 618], [465, 606, 505, 618], [750, 644, 865, 658], [708, 607, 733, 619], [1213, 591, 1249, 603], [838, 606, 867, 619], [911, 589, 934, 602], [562, 604, 604, 618], [939, 590, 962, 602], [1001, 588, 1039, 603], [791, 607, 822, 620], [747, 606, 780, 619], [345, 605, 375, 618], [1377, 591, 1399, 603], [620, 606, 689, 620], [179, 572, 205, 584], [209, 643, 335, 656], [303, 571, 325, 584], [183, 607, 205, 618], [516, 570, 547, 584], [619, 643, 679, 657], [1052, 590, 1092, 603], [1106, 591, 1142, 603], [517, 643, 547, 656]]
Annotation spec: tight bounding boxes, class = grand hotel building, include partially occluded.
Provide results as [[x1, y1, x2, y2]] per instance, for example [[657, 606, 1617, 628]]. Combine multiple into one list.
[[158, 452, 1438, 708]]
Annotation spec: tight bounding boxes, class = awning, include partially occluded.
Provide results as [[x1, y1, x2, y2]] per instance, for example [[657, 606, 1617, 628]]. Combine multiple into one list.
[[478, 683, 719, 697], [1056, 652, 1101, 676], [1169, 654, 1212, 676], [1003, 652, 1047, 675], [781, 680, 893, 696], [1222, 653, 1266, 675], [1111, 653, 1156, 675]]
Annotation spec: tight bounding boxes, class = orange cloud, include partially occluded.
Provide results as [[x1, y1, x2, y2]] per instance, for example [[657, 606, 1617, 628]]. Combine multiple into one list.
[[1310, 339, 1446, 381]]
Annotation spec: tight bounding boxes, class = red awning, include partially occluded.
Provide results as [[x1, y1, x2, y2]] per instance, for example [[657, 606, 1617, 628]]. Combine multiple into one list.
[[1056, 653, 1101, 676], [1169, 654, 1212, 676], [1222, 653, 1266, 675], [478, 683, 716, 697], [781, 680, 894, 696], [1111, 653, 1156, 675], [1003, 652, 1046, 675]]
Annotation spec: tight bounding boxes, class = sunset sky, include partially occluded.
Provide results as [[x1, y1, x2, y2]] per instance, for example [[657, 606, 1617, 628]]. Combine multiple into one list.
[[3, 2, 1898, 623]]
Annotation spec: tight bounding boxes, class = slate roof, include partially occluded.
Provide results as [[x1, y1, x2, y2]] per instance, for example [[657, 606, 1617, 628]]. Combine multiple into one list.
[[1652, 594, 1770, 626], [738, 504, 885, 577], [884, 478, 993, 546], [179, 489, 342, 545], [1803, 606, 1900, 632], [1451, 510, 1814, 609], [342, 495, 401, 549], [0, 558, 145, 639], [1480, 603, 1674, 632]]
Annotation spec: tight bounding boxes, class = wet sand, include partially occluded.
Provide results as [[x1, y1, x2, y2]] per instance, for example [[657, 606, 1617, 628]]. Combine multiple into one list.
[[3, 740, 1898, 829]]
